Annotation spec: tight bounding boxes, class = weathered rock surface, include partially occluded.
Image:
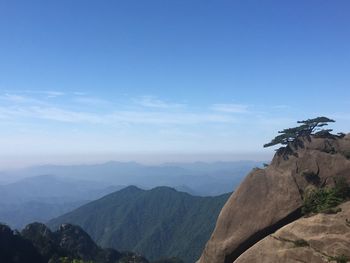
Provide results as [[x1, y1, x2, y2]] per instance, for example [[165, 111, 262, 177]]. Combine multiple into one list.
[[197, 134, 350, 263], [235, 201, 350, 263]]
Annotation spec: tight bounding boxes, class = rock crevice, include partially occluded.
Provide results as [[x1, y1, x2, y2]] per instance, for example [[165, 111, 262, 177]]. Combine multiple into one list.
[[224, 207, 302, 263]]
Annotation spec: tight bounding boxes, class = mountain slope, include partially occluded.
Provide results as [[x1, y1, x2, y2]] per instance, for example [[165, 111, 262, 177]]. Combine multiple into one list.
[[48, 186, 230, 263]]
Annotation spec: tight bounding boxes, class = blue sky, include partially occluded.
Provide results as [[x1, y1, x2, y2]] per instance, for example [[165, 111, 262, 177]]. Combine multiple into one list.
[[0, 1, 349, 168]]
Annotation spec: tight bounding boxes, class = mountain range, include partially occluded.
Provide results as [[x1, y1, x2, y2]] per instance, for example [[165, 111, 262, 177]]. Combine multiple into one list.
[[0, 161, 261, 196], [48, 186, 230, 263], [0, 161, 258, 229]]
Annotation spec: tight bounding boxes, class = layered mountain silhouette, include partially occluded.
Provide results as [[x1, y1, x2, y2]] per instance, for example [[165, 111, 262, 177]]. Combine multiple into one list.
[[0, 161, 257, 229], [48, 186, 230, 263], [0, 161, 259, 196], [0, 175, 123, 228]]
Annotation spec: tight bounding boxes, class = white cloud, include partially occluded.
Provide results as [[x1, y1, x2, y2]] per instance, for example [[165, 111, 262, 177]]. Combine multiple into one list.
[[0, 92, 239, 125], [3, 90, 65, 98], [0, 104, 235, 125], [134, 96, 185, 109], [30, 106, 104, 123], [110, 111, 235, 125], [73, 96, 111, 106], [211, 103, 249, 113], [0, 94, 29, 103], [0, 93, 47, 105], [73, 91, 87, 96], [44, 91, 65, 98]]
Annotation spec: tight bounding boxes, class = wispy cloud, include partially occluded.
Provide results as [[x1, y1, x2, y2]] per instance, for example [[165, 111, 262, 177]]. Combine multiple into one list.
[[110, 111, 235, 125], [0, 105, 235, 125], [0, 92, 240, 125], [3, 90, 65, 98], [211, 103, 249, 113], [134, 96, 185, 109], [73, 91, 87, 96], [44, 91, 65, 98], [0, 93, 47, 105], [0, 94, 30, 103], [73, 96, 111, 107]]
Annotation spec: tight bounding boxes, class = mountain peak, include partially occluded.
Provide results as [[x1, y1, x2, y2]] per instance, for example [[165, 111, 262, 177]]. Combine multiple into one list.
[[121, 185, 144, 192], [48, 183, 230, 263], [150, 186, 178, 192]]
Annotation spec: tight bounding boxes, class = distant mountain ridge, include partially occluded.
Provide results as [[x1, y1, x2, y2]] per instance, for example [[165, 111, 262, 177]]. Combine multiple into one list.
[[0, 160, 261, 196], [0, 161, 257, 229], [0, 174, 123, 203], [48, 186, 230, 263], [0, 175, 124, 229]]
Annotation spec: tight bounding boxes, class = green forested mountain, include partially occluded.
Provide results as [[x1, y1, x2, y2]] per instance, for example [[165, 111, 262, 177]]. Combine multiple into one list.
[[48, 186, 230, 263], [0, 222, 149, 263]]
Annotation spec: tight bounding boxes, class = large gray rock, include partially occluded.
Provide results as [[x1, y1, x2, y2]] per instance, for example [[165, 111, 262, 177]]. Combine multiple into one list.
[[235, 201, 350, 263], [197, 135, 350, 263]]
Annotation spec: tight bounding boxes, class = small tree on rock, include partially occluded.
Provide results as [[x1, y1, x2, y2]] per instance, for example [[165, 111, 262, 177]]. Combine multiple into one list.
[[264, 117, 336, 158]]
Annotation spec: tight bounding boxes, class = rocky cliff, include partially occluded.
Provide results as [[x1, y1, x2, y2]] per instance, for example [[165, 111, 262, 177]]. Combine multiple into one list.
[[235, 201, 350, 263], [198, 134, 350, 263]]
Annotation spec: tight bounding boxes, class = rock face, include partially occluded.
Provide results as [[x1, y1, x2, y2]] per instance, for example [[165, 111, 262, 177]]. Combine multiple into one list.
[[57, 223, 102, 261], [197, 134, 350, 263], [235, 201, 350, 263]]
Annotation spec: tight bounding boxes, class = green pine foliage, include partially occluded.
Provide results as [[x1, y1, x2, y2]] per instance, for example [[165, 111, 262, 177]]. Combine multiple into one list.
[[264, 117, 335, 148], [330, 254, 350, 263], [342, 150, 350, 160], [301, 170, 321, 185], [302, 178, 350, 214], [292, 239, 309, 248]]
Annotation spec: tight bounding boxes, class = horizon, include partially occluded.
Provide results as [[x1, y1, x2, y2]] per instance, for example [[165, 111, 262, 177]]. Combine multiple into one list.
[[1, 1, 349, 169], [0, 153, 269, 171]]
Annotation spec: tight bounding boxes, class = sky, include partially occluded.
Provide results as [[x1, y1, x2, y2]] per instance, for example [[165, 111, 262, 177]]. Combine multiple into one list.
[[0, 0, 349, 168]]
